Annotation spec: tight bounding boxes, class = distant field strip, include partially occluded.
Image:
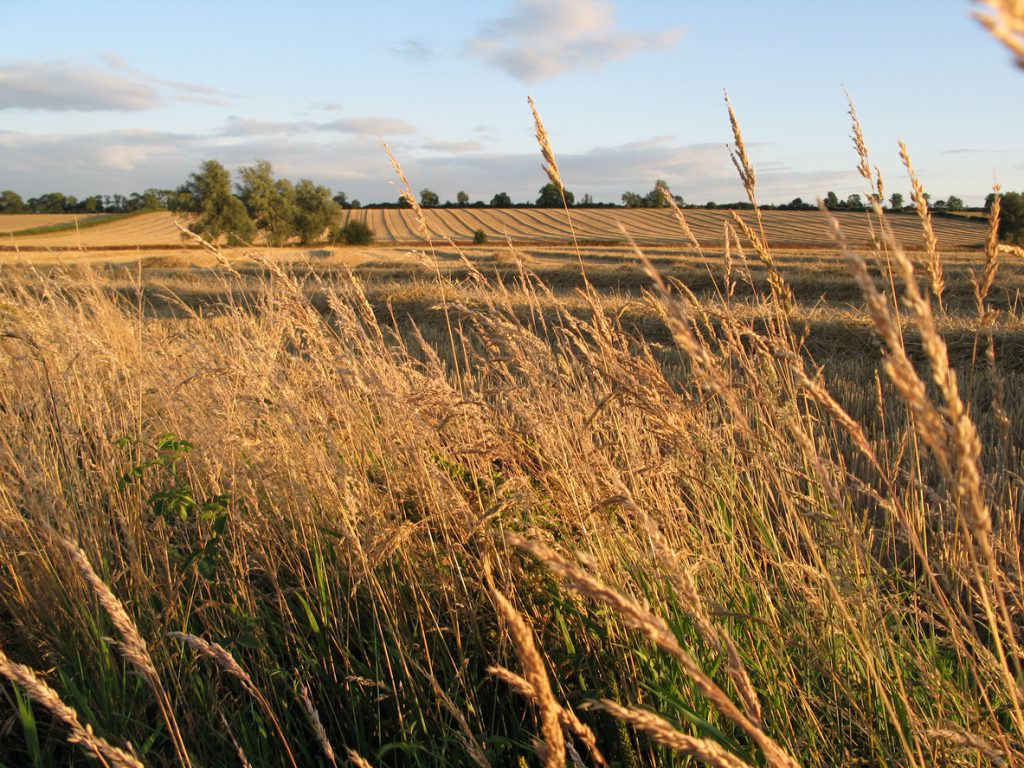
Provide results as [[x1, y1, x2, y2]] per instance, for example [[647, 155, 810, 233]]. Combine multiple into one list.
[[342, 208, 988, 249], [0, 213, 110, 234], [5, 211, 185, 247], [1, 208, 988, 249]]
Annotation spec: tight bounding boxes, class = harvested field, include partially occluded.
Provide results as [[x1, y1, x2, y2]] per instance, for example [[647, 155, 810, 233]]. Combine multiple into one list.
[[340, 207, 989, 249], [0, 213, 109, 233], [4, 211, 186, 248], [2, 207, 989, 251]]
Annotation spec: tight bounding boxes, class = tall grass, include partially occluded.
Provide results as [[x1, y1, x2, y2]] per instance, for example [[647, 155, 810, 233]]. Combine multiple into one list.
[[2, 24, 1024, 767]]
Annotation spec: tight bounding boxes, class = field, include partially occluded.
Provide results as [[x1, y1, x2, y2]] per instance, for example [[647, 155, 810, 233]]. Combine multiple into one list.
[[2, 206, 990, 250], [0, 213, 110, 234], [3, 178, 1024, 767]]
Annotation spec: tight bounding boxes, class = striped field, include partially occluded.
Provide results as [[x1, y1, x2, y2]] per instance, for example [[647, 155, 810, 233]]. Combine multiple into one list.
[[1, 208, 989, 251]]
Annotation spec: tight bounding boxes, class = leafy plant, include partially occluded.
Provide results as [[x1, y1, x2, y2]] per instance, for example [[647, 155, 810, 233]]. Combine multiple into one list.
[[118, 434, 232, 580], [334, 218, 375, 245]]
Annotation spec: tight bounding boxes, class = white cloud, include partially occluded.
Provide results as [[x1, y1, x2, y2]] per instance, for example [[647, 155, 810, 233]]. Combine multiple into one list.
[[0, 60, 162, 111], [321, 117, 418, 136], [0, 57, 229, 112], [465, 0, 684, 83], [221, 116, 313, 137], [420, 139, 483, 153], [100, 53, 224, 96]]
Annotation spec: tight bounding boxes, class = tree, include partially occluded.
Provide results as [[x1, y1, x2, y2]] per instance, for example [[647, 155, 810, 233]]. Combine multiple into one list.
[[0, 190, 27, 213], [490, 192, 512, 208], [945, 196, 964, 211], [75, 195, 104, 213], [184, 160, 255, 244], [456, 191, 469, 207], [294, 179, 341, 245], [846, 194, 865, 212], [537, 183, 573, 208], [580, 193, 594, 206], [127, 188, 167, 212], [824, 191, 841, 211], [238, 160, 297, 246], [998, 192, 1024, 245], [28, 192, 69, 213], [333, 191, 349, 209], [621, 191, 644, 208], [420, 188, 439, 208], [644, 179, 671, 208], [889, 192, 904, 211]]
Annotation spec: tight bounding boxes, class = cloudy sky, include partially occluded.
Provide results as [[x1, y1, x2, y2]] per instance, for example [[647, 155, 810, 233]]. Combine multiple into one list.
[[1, 0, 1021, 206]]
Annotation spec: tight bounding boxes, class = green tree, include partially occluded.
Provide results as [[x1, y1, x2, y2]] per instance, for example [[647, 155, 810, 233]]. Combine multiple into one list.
[[889, 192, 904, 211], [999, 192, 1024, 245], [238, 160, 298, 246], [846, 194, 865, 212], [185, 160, 256, 244], [621, 191, 644, 208], [28, 192, 69, 213], [75, 195, 104, 213], [456, 191, 469, 207], [537, 182, 573, 208], [0, 190, 27, 213], [127, 188, 167, 212], [420, 188, 440, 208], [644, 179, 671, 208], [490, 192, 512, 207], [824, 191, 840, 211], [333, 191, 349, 209], [946, 195, 964, 211], [294, 179, 341, 245]]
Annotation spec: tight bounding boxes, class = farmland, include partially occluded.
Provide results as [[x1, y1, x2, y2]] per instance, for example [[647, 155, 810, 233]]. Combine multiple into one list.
[[1, 206, 990, 250]]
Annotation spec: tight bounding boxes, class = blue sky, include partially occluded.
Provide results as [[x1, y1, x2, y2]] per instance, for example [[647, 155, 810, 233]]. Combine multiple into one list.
[[1, 0, 1021, 206]]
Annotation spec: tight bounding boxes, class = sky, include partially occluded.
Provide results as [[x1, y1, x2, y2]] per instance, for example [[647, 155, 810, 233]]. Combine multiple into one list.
[[0, 0, 1021, 207]]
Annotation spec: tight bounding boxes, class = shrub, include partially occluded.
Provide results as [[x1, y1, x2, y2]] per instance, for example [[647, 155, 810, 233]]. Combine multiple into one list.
[[999, 191, 1024, 245], [473, 229, 487, 245], [334, 219, 375, 245]]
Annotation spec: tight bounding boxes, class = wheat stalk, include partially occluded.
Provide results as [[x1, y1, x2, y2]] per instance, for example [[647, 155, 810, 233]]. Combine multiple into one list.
[[489, 587, 566, 768], [974, 0, 1024, 67], [588, 699, 753, 768], [488, 665, 608, 767], [168, 632, 298, 768], [301, 683, 338, 767], [346, 749, 376, 768], [59, 538, 192, 768], [898, 142, 944, 311], [0, 646, 144, 768], [924, 728, 1007, 765], [507, 533, 800, 768]]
